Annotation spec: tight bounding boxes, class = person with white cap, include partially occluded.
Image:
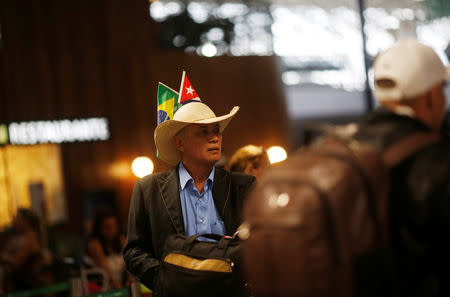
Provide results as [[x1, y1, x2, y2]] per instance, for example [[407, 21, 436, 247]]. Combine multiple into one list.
[[354, 39, 450, 296], [123, 99, 255, 293]]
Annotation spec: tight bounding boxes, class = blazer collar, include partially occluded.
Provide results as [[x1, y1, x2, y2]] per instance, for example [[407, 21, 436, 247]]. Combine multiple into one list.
[[157, 165, 185, 234], [212, 166, 232, 233]]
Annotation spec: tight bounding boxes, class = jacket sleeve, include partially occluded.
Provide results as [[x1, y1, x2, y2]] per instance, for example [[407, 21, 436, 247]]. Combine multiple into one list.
[[123, 179, 159, 290]]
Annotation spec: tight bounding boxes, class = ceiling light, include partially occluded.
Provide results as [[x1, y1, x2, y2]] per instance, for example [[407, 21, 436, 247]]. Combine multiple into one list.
[[132, 157, 154, 178], [267, 146, 287, 164]]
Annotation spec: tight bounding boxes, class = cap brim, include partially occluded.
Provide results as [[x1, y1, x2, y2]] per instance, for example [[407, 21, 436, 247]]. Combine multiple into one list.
[[154, 106, 239, 166], [374, 87, 403, 101], [375, 67, 450, 101]]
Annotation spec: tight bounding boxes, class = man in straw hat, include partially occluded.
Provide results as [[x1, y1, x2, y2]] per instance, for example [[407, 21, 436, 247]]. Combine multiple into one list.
[[123, 98, 255, 292], [353, 39, 450, 296]]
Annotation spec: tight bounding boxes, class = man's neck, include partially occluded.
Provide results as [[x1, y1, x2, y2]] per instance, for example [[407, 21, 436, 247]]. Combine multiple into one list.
[[181, 161, 214, 193], [182, 161, 213, 182]]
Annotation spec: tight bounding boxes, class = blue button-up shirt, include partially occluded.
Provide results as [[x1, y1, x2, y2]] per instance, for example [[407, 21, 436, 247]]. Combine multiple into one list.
[[178, 163, 225, 237]]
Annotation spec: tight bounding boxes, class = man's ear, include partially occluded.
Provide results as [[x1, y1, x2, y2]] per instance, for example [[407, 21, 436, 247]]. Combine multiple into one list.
[[174, 135, 184, 152], [425, 88, 434, 110], [424, 84, 444, 117]]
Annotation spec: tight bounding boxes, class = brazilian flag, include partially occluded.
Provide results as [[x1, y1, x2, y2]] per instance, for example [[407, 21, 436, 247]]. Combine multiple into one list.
[[157, 82, 180, 126]]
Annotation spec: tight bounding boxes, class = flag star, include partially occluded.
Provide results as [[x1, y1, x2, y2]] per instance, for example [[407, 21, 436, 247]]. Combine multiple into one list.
[[186, 86, 194, 95]]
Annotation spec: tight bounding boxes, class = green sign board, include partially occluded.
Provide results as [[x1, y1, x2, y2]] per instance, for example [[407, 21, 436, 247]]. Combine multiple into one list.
[[0, 124, 8, 145]]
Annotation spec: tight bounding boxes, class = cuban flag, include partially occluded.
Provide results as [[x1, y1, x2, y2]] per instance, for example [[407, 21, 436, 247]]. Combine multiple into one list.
[[178, 71, 202, 105]]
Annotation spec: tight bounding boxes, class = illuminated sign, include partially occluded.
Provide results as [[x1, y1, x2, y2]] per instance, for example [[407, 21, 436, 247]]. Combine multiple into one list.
[[7, 117, 110, 145]]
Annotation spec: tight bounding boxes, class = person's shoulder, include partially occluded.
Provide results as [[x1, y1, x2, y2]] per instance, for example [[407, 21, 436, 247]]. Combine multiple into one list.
[[231, 171, 256, 185], [416, 134, 450, 165], [136, 167, 177, 186], [406, 134, 450, 189], [215, 166, 255, 186], [132, 168, 179, 200]]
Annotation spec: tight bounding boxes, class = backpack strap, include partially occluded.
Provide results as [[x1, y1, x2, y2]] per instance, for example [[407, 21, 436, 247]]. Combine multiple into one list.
[[382, 132, 441, 168]]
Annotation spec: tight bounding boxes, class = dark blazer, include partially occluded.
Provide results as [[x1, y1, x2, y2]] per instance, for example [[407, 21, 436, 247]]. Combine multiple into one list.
[[123, 165, 255, 290]]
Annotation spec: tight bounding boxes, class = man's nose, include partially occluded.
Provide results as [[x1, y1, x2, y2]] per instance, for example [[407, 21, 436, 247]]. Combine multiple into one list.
[[208, 131, 220, 142]]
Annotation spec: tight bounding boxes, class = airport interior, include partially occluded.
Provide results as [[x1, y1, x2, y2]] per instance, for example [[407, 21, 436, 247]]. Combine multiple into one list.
[[0, 0, 449, 296]]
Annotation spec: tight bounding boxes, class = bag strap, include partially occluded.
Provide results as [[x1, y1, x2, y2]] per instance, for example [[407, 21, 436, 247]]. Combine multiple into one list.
[[182, 233, 233, 253], [382, 132, 440, 168]]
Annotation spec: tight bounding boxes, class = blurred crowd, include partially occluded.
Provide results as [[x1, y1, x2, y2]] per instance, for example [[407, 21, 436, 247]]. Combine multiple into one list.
[[0, 209, 134, 295]]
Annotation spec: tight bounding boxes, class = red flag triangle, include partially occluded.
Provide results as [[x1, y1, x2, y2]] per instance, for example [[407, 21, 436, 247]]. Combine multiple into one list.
[[178, 71, 201, 104]]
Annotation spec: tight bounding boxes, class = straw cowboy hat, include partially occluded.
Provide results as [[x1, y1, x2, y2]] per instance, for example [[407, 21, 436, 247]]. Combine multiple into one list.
[[154, 102, 239, 166]]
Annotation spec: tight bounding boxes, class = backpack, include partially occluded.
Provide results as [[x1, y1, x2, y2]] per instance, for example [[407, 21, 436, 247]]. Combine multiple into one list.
[[155, 233, 245, 297], [240, 131, 439, 297]]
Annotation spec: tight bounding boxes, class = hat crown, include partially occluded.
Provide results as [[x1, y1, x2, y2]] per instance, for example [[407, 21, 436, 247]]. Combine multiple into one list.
[[173, 102, 217, 122], [374, 39, 447, 101]]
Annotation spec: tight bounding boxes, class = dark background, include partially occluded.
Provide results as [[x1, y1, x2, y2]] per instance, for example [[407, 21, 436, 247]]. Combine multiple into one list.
[[0, 0, 291, 232]]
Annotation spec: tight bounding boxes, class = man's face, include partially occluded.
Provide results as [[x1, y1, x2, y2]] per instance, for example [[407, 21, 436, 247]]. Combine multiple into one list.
[[174, 123, 222, 166]]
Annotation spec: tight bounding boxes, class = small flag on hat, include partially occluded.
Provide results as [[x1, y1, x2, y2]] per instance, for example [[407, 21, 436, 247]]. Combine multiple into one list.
[[178, 71, 201, 104], [157, 82, 180, 126]]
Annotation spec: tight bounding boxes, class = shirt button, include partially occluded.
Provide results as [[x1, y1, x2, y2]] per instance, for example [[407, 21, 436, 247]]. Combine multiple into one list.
[[200, 218, 204, 223]]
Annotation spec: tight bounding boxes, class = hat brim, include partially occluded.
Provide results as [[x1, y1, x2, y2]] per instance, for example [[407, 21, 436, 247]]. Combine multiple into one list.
[[154, 106, 239, 166], [376, 67, 450, 101]]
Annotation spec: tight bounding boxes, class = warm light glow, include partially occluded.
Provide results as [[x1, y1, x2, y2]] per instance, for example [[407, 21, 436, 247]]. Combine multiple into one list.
[[132, 157, 154, 178], [267, 146, 287, 164], [109, 161, 130, 179]]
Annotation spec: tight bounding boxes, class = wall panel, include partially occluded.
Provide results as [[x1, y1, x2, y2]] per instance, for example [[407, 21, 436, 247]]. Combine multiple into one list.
[[0, 0, 290, 232]]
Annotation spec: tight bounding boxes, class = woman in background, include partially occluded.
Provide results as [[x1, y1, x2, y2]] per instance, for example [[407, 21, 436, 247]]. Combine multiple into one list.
[[0, 208, 53, 292], [87, 212, 128, 289], [228, 145, 270, 178]]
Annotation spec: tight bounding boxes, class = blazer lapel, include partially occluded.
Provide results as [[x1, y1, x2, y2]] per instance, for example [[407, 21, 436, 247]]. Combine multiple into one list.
[[212, 166, 232, 234], [158, 166, 185, 235]]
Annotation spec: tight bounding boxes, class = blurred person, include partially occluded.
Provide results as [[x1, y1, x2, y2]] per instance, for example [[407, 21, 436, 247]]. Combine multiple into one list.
[[228, 145, 270, 178], [0, 208, 53, 292], [87, 212, 129, 289], [352, 39, 450, 296], [241, 39, 449, 297], [123, 100, 255, 293]]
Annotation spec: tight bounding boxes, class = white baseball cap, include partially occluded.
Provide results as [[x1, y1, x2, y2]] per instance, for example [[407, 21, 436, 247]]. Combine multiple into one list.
[[374, 39, 450, 101]]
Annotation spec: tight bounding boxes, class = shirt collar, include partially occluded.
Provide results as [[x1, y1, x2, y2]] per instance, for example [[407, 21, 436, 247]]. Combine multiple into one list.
[[178, 162, 215, 191]]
